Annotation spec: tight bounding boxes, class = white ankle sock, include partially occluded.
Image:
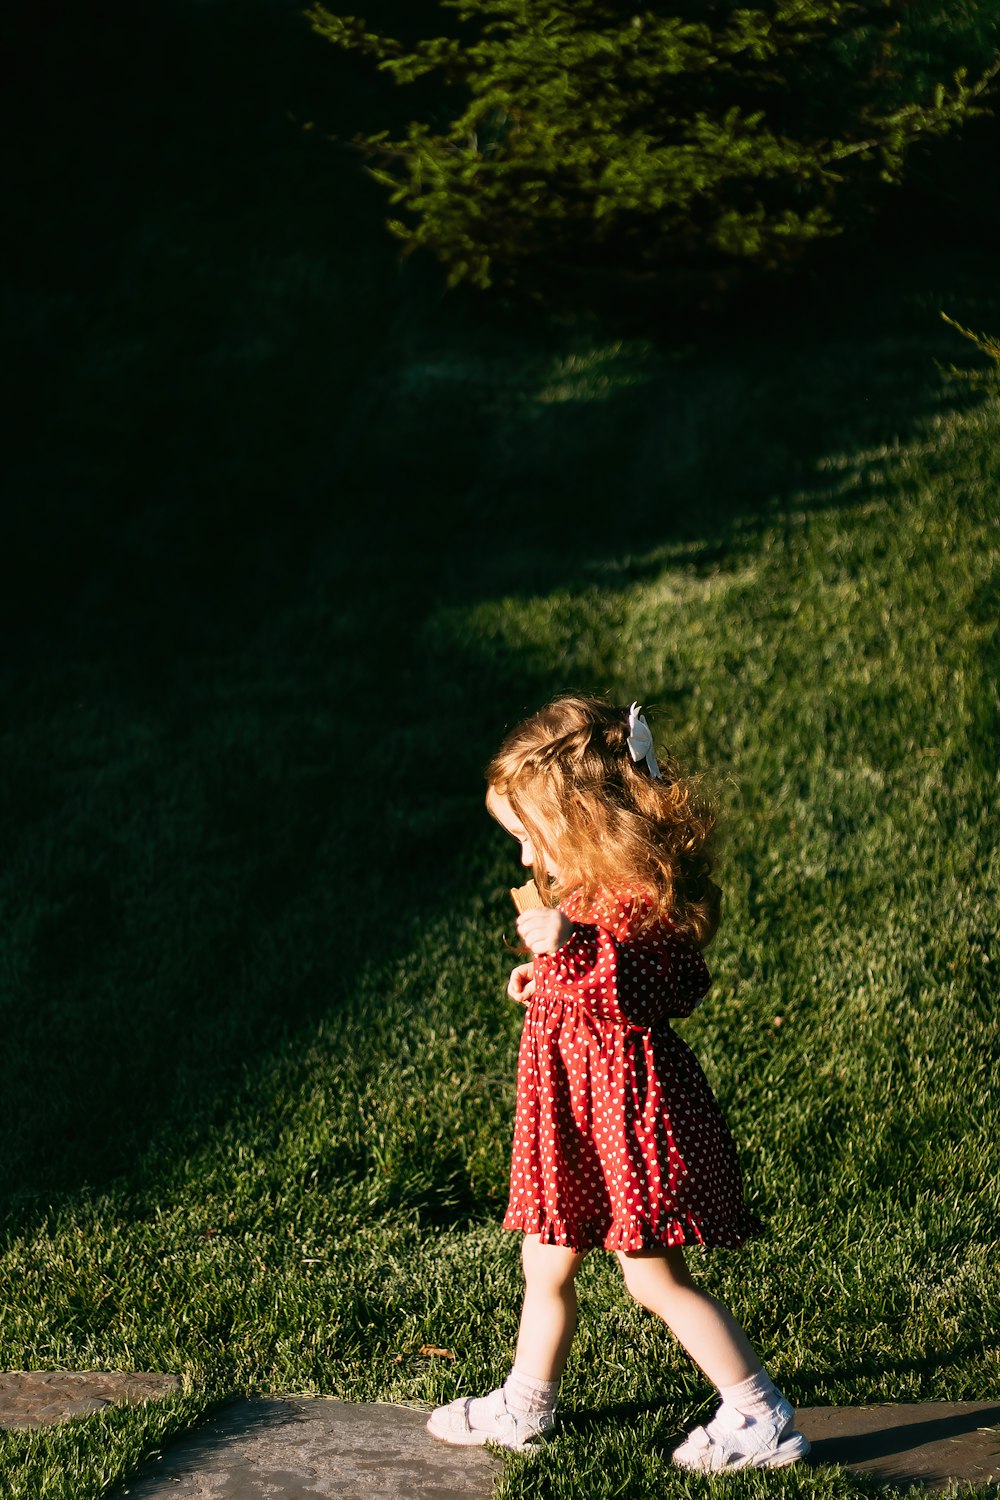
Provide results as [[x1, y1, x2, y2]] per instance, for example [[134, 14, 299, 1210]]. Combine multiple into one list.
[[466, 1369, 559, 1430], [717, 1369, 780, 1418], [502, 1368, 560, 1416]]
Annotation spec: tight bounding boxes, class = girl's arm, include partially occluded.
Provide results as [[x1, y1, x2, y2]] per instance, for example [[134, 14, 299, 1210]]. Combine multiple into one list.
[[507, 961, 536, 1004], [538, 921, 710, 1022]]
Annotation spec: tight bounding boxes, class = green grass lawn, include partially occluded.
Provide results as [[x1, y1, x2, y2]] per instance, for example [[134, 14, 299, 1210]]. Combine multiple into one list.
[[2, 3, 999, 1496]]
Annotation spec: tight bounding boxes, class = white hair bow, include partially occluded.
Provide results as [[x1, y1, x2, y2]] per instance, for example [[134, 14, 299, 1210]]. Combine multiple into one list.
[[627, 702, 661, 779]]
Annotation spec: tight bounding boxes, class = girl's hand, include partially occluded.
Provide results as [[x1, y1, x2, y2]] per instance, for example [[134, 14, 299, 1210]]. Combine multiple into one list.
[[516, 907, 574, 956], [507, 962, 536, 1004]]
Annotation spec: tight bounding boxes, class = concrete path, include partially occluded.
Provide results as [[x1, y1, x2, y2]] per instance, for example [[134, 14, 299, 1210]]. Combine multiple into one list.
[[112, 1395, 1000, 1498], [3, 1375, 999, 1495], [111, 1397, 500, 1498], [797, 1402, 1000, 1493], [0, 1371, 182, 1429]]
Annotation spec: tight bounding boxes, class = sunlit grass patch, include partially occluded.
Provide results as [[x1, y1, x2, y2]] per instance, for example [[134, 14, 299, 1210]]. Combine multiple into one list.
[[2, 384, 997, 1495]]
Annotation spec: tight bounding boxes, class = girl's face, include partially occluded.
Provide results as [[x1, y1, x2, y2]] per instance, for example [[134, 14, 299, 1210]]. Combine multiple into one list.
[[487, 790, 560, 879]]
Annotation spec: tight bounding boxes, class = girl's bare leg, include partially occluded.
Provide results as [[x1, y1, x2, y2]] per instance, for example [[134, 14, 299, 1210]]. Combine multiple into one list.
[[426, 1234, 583, 1449], [617, 1247, 811, 1470], [616, 1247, 760, 1388], [513, 1233, 587, 1381]]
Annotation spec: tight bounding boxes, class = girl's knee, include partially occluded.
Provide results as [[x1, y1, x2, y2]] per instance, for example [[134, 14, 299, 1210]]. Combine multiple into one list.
[[617, 1254, 655, 1309], [521, 1233, 585, 1290], [616, 1247, 691, 1308]]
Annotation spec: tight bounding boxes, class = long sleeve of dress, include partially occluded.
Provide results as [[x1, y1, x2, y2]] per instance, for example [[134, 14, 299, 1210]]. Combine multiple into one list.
[[535, 912, 710, 1027]]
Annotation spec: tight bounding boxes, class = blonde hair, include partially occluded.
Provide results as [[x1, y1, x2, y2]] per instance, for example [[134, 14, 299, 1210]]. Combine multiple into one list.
[[486, 694, 721, 947]]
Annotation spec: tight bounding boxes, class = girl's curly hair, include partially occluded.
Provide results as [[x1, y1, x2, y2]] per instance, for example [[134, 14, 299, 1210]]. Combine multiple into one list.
[[486, 694, 721, 947]]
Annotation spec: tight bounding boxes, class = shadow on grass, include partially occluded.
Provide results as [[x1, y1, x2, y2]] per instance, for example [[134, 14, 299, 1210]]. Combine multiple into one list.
[[1, 0, 996, 1237]]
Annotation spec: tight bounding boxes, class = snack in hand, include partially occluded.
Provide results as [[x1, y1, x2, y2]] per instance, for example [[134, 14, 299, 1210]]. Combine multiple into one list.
[[510, 878, 545, 914]]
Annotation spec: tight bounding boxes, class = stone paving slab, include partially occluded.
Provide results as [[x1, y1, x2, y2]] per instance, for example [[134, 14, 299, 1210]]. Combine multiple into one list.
[[797, 1403, 1000, 1492], [111, 1397, 501, 1499], [0, 1371, 182, 1429], [5, 1377, 999, 1495], [110, 1397, 1000, 1498]]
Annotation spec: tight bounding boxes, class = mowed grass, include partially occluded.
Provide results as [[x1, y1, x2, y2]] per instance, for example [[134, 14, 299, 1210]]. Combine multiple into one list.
[[3, 5, 999, 1496], [1, 341, 997, 1498]]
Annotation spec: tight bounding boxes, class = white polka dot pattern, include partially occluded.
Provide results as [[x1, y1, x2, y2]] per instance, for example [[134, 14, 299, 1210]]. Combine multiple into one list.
[[502, 887, 760, 1253]]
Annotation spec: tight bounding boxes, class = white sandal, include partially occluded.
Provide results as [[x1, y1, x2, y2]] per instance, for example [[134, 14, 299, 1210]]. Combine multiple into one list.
[[426, 1386, 555, 1452], [672, 1395, 810, 1471]]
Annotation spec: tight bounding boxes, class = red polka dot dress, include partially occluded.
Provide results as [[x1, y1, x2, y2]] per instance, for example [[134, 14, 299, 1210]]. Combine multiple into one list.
[[502, 888, 760, 1253]]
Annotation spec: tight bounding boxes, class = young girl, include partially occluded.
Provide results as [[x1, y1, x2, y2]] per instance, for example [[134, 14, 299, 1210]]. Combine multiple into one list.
[[427, 695, 809, 1472]]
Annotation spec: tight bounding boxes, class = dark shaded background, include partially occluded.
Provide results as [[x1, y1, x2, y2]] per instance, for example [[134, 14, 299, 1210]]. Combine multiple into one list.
[[2, 0, 997, 1233]]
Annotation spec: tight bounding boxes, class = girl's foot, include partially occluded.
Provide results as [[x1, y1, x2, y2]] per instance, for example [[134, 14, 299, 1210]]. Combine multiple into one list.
[[426, 1387, 556, 1452], [672, 1394, 810, 1471]]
